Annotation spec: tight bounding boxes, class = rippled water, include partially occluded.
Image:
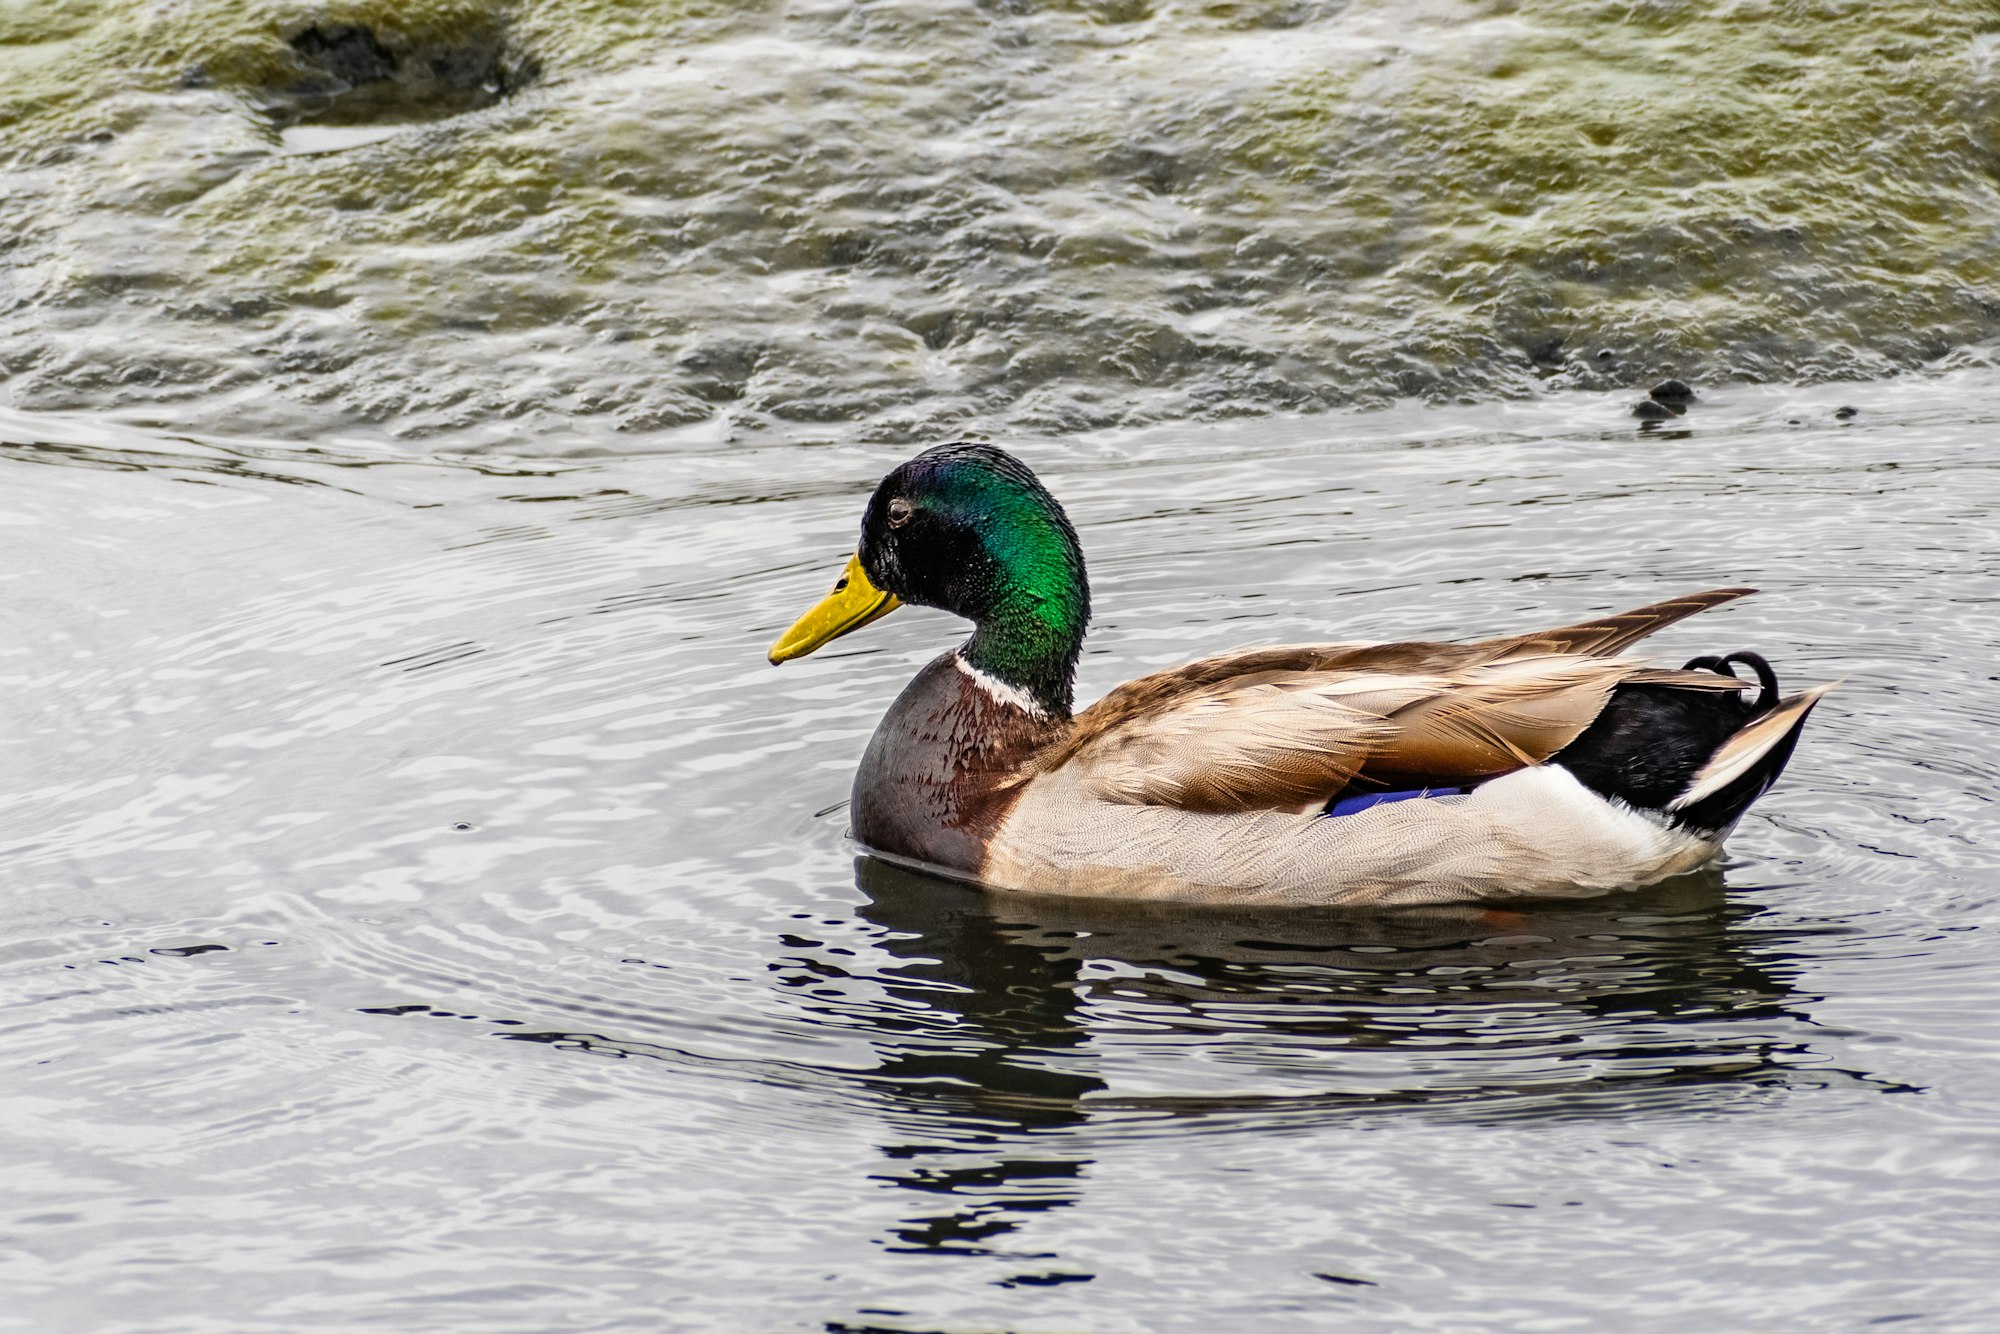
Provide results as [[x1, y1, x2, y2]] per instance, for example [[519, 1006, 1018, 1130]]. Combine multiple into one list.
[[4, 0, 2000, 448], [5, 374, 1999, 1329]]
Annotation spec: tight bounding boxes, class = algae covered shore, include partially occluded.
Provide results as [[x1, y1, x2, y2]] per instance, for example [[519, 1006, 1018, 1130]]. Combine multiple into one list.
[[3, 0, 1997, 449]]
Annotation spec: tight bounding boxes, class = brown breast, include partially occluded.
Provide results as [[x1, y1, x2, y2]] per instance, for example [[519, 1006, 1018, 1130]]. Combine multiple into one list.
[[850, 652, 1066, 873]]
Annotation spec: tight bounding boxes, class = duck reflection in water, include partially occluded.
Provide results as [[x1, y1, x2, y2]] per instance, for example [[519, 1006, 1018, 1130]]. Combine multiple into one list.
[[846, 854, 1832, 1260]]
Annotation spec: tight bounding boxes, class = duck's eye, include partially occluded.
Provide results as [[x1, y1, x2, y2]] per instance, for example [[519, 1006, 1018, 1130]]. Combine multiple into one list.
[[887, 498, 914, 528]]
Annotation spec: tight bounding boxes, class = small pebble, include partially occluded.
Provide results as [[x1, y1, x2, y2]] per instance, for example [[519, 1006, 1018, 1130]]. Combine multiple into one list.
[[1835, 405, 1859, 419], [452, 821, 474, 831]]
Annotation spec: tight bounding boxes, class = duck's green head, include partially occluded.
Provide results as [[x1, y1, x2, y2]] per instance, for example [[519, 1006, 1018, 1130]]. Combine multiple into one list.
[[769, 442, 1091, 716]]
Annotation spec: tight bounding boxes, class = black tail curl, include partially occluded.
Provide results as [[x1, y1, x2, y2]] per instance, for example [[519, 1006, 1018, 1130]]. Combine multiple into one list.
[[1550, 650, 1788, 818], [1681, 650, 1779, 711]]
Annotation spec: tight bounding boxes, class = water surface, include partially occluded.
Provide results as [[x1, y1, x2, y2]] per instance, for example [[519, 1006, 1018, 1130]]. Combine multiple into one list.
[[4, 376, 1998, 1329]]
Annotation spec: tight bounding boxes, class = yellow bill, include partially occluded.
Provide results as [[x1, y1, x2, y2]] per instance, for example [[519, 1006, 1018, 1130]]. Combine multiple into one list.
[[768, 552, 902, 664]]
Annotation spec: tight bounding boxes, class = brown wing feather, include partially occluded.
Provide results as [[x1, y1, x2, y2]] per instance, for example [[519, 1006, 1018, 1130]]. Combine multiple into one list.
[[1354, 656, 1633, 788], [1474, 587, 1757, 660], [1068, 674, 1405, 812], [1048, 589, 1758, 813], [1057, 658, 1649, 812], [1075, 588, 1755, 718], [1623, 666, 1764, 692]]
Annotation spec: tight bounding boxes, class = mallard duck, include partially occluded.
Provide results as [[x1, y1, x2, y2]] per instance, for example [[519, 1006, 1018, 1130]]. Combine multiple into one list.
[[769, 442, 1828, 905]]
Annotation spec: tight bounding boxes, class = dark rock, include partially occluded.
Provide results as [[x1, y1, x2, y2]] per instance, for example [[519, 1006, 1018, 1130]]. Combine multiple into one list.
[[1631, 399, 1672, 420], [276, 20, 537, 125], [1649, 378, 1695, 404], [290, 24, 397, 91], [1523, 336, 1567, 367], [1835, 405, 1859, 419]]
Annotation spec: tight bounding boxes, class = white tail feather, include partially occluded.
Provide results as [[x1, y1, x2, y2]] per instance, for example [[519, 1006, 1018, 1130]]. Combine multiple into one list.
[[1667, 684, 1834, 812]]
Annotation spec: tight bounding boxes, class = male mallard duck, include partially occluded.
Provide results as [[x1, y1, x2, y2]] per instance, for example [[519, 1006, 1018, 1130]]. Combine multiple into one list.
[[769, 443, 1828, 905]]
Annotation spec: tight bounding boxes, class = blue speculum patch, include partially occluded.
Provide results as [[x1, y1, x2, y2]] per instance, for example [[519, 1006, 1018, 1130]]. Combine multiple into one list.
[[1325, 787, 1466, 818]]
